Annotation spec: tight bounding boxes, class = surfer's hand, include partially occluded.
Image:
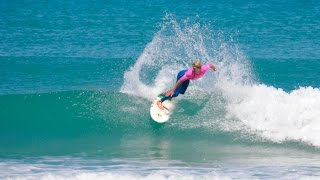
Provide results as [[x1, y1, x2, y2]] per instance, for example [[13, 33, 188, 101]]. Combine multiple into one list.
[[212, 66, 217, 71], [165, 90, 174, 97]]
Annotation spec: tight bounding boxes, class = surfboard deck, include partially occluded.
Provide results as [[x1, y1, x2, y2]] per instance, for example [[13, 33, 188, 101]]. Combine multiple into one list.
[[150, 95, 173, 123]]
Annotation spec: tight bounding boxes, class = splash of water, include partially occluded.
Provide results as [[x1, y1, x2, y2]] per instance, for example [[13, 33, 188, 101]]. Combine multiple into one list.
[[120, 14, 252, 99]]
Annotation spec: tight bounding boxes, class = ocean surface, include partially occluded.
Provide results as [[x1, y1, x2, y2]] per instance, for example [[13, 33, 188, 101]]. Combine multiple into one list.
[[1, 0, 320, 179]]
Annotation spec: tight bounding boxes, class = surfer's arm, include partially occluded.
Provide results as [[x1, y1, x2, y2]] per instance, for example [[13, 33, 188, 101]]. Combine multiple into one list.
[[166, 79, 183, 97]]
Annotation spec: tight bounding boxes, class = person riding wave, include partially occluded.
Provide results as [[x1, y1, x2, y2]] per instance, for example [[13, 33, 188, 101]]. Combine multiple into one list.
[[157, 60, 217, 110]]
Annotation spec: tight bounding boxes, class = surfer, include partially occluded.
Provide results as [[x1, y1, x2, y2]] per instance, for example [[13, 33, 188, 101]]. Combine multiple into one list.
[[157, 60, 217, 110]]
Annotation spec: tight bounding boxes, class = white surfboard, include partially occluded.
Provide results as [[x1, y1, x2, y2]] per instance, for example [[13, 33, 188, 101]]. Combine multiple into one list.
[[150, 96, 173, 123]]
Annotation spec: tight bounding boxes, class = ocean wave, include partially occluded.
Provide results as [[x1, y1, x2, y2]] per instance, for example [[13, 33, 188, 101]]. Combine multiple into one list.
[[221, 83, 320, 146], [119, 14, 320, 148]]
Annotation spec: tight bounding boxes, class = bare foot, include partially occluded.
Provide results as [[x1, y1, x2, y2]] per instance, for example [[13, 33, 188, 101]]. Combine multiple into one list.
[[157, 100, 164, 110]]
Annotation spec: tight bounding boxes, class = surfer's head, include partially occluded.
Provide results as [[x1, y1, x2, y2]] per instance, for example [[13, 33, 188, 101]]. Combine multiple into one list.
[[192, 60, 202, 74]]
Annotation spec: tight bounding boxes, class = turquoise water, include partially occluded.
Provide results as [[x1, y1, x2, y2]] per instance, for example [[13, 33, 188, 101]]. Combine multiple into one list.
[[1, 0, 320, 179]]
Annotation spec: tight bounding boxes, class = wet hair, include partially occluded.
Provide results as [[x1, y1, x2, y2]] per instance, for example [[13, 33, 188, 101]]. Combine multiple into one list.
[[192, 60, 202, 68]]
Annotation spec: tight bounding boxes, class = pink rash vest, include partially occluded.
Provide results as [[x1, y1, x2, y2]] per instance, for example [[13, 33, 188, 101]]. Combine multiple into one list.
[[180, 64, 213, 82]]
